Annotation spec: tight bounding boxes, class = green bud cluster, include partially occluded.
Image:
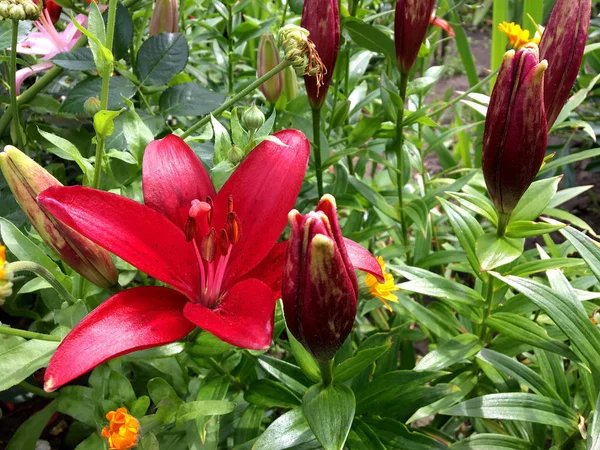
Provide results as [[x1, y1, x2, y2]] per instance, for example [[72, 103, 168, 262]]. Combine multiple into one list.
[[0, 0, 41, 20]]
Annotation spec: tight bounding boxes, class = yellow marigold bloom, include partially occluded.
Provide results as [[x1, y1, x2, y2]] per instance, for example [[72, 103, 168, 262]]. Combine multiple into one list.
[[101, 408, 140, 450], [498, 22, 540, 50], [0, 244, 13, 305], [364, 257, 399, 311]]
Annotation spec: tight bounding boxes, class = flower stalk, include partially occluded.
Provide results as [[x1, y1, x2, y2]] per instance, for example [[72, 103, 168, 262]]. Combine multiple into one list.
[[9, 261, 78, 304], [10, 18, 24, 149], [395, 72, 410, 258], [0, 325, 62, 342], [312, 107, 324, 197]]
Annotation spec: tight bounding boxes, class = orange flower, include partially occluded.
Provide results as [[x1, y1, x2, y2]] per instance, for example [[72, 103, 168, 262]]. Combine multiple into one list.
[[0, 244, 13, 304], [101, 408, 140, 450], [364, 257, 399, 311]]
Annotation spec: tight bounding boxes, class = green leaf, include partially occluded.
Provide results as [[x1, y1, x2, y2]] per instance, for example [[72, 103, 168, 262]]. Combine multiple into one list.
[[559, 225, 600, 283], [122, 99, 154, 163], [589, 390, 600, 450], [302, 383, 355, 450], [108, 370, 136, 406], [441, 393, 578, 430], [211, 114, 232, 165], [253, 408, 315, 450], [476, 349, 562, 401], [509, 258, 585, 277], [415, 334, 482, 372], [476, 232, 523, 271], [288, 331, 320, 383], [52, 48, 96, 71], [159, 82, 226, 116], [505, 220, 565, 238], [485, 313, 580, 363], [438, 198, 483, 275], [57, 386, 96, 427], [510, 176, 561, 222], [398, 278, 484, 305], [0, 217, 65, 282], [38, 129, 94, 182], [93, 109, 123, 137], [175, 400, 236, 427], [74, 433, 106, 450], [0, 336, 59, 391], [194, 376, 230, 442], [234, 405, 264, 446], [257, 355, 311, 395], [450, 433, 536, 450], [491, 273, 600, 375], [361, 417, 450, 449], [344, 17, 395, 61], [60, 76, 136, 115], [446, 192, 498, 226], [348, 176, 401, 222], [539, 148, 600, 175], [136, 32, 188, 85], [334, 343, 391, 383], [6, 401, 57, 450]]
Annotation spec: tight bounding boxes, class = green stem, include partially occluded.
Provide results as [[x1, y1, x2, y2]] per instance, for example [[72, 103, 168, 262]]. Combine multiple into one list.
[[497, 212, 510, 237], [9, 19, 24, 149], [478, 278, 495, 341], [181, 59, 292, 139], [318, 359, 334, 386], [0, 325, 62, 342], [227, 3, 235, 95], [9, 261, 77, 304], [92, 0, 118, 189], [395, 72, 410, 260], [18, 381, 58, 398], [312, 107, 324, 197]]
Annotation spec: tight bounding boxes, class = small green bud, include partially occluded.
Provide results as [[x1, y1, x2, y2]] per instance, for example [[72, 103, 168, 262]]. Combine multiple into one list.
[[242, 104, 265, 132], [84, 96, 102, 116], [9, 4, 26, 19], [228, 144, 244, 165]]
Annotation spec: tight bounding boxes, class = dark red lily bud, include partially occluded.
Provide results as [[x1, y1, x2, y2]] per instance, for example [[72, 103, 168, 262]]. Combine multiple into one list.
[[300, 0, 340, 109], [539, 0, 591, 128], [282, 195, 358, 361], [395, 0, 436, 74], [482, 45, 548, 215], [34, 0, 61, 23]]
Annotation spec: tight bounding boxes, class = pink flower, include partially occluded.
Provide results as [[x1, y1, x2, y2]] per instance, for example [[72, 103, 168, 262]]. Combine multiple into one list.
[[14, 11, 88, 95]]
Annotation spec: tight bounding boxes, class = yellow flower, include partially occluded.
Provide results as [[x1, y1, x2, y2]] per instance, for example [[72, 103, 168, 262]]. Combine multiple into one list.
[[0, 244, 13, 304], [498, 22, 540, 50], [101, 408, 140, 450], [364, 257, 399, 311]]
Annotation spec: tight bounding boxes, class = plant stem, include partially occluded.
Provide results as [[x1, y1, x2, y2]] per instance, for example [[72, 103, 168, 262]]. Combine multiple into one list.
[[18, 381, 57, 398], [312, 107, 324, 197], [92, 0, 118, 189], [318, 359, 334, 386], [181, 59, 292, 139], [0, 325, 62, 342], [497, 212, 510, 237], [395, 72, 410, 260], [9, 19, 24, 149], [478, 277, 495, 341], [227, 3, 235, 95], [9, 261, 77, 304]]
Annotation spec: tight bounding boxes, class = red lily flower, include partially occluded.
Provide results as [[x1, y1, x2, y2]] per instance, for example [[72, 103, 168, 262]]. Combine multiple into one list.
[[38, 130, 310, 391], [431, 14, 455, 37]]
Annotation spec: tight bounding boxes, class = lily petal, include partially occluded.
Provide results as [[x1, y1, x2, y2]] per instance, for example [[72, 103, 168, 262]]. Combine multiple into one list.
[[214, 130, 310, 286], [183, 278, 275, 350], [239, 241, 287, 299], [44, 287, 194, 392], [14, 62, 54, 95], [343, 238, 385, 283], [143, 135, 216, 230], [38, 186, 201, 300]]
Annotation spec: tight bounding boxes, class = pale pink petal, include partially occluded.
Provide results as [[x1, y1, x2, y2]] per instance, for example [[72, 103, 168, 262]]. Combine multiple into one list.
[[15, 62, 54, 95]]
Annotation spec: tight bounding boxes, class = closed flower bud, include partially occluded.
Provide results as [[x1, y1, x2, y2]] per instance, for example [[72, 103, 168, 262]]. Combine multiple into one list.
[[242, 104, 265, 132], [149, 0, 178, 36], [0, 146, 118, 288], [301, 0, 340, 109], [227, 144, 244, 165], [395, 0, 436, 74], [84, 96, 101, 116], [539, 0, 591, 128], [282, 64, 298, 101], [282, 195, 384, 361], [257, 34, 283, 104], [9, 4, 26, 19], [482, 45, 548, 217]]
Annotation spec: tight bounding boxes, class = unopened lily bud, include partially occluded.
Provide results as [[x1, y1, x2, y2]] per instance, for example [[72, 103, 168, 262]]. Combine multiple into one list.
[[482, 45, 548, 216], [227, 144, 244, 165], [395, 0, 436, 74], [242, 104, 265, 132], [257, 34, 283, 104], [301, 0, 340, 109], [149, 0, 178, 36], [84, 96, 101, 116], [282, 195, 383, 361], [0, 146, 118, 288], [539, 0, 591, 128], [0, 244, 14, 305], [282, 64, 298, 101]]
